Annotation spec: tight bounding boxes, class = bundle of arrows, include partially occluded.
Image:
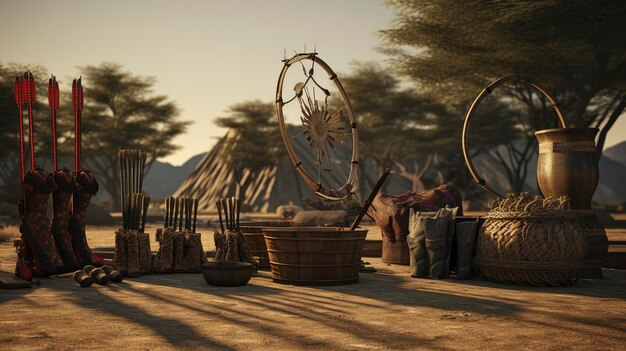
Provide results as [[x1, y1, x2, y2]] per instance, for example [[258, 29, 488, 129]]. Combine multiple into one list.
[[214, 197, 256, 266], [153, 195, 207, 273], [164, 196, 199, 232], [118, 149, 148, 230], [13, 73, 101, 282], [113, 149, 152, 277]]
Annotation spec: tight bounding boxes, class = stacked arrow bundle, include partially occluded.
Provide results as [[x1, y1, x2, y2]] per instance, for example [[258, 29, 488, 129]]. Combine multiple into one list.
[[214, 197, 256, 266], [164, 196, 199, 232], [113, 149, 152, 277], [118, 149, 147, 230], [153, 196, 206, 273]]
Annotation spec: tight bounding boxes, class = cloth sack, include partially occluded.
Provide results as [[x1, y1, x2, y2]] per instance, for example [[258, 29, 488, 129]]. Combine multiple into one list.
[[455, 219, 479, 280], [407, 210, 437, 278], [408, 207, 457, 279]]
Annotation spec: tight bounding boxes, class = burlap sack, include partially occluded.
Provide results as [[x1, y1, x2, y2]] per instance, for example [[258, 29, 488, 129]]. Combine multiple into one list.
[[407, 210, 437, 278], [455, 219, 479, 280]]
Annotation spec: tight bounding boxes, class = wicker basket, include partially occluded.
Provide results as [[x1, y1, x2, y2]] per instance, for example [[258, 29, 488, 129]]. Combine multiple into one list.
[[475, 193, 587, 286]]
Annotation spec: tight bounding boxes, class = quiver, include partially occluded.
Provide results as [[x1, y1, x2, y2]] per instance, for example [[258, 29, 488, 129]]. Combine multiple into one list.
[[69, 169, 99, 266], [113, 229, 152, 277], [214, 231, 226, 262], [214, 230, 257, 267], [51, 168, 80, 272], [19, 168, 63, 276], [153, 228, 175, 273], [172, 230, 208, 272]]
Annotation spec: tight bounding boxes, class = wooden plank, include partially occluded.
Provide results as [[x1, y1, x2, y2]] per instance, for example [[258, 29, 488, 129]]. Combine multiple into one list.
[[0, 270, 31, 289]]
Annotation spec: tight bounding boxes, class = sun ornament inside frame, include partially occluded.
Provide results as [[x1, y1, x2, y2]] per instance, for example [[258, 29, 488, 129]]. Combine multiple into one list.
[[275, 52, 359, 201]]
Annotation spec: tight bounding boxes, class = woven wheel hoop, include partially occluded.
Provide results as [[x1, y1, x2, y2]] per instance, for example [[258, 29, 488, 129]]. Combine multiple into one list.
[[275, 52, 359, 201], [461, 75, 567, 199]]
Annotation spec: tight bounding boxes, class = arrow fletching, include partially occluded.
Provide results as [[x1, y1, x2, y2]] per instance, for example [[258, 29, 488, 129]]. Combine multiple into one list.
[[21, 73, 29, 104], [72, 77, 84, 112], [72, 78, 77, 111], [14, 75, 22, 106], [78, 77, 84, 112], [48, 75, 60, 109], [27, 71, 35, 103]]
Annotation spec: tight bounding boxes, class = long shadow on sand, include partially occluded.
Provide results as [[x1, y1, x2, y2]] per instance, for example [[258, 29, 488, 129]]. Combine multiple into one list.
[[129, 269, 523, 350], [442, 269, 626, 300], [44, 279, 235, 350]]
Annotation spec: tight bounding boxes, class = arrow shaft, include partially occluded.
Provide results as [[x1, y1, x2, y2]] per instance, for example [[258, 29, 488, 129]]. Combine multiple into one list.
[[28, 103, 35, 170], [74, 105, 80, 171], [51, 108, 57, 171], [18, 103, 25, 183]]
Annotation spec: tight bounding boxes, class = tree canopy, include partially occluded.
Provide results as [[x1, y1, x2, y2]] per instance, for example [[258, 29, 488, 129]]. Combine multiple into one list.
[[0, 63, 56, 202], [381, 0, 626, 194], [77, 62, 190, 209]]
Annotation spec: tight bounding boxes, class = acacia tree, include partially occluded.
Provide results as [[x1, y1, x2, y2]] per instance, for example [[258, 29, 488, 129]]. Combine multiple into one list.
[[338, 62, 518, 196], [215, 100, 282, 201], [76, 63, 190, 210], [336, 62, 444, 192], [382, 0, 626, 193]]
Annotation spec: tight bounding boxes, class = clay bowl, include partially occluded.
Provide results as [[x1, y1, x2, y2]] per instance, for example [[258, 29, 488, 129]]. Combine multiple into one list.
[[201, 262, 254, 287]]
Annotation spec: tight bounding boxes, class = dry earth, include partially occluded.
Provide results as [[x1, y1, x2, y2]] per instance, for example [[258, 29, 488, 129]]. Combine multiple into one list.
[[0, 222, 625, 350]]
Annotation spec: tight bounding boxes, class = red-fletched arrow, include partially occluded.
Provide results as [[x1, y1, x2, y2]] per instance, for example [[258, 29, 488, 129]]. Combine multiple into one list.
[[72, 77, 84, 171], [14, 74, 25, 188], [24, 71, 36, 170], [48, 75, 60, 171]]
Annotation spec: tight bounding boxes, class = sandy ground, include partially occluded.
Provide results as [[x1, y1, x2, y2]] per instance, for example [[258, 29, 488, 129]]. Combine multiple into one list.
[[0, 223, 625, 350]]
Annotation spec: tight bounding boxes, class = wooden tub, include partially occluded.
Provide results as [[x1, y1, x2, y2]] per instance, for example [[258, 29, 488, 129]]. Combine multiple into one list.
[[240, 221, 293, 269], [262, 227, 367, 285]]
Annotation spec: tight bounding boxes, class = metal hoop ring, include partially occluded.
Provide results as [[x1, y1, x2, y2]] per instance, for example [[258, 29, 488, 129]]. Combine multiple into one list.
[[461, 75, 567, 198], [275, 53, 359, 201]]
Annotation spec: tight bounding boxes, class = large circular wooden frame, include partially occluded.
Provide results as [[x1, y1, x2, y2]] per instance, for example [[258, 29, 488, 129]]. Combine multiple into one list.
[[462, 75, 567, 199], [275, 53, 359, 201]]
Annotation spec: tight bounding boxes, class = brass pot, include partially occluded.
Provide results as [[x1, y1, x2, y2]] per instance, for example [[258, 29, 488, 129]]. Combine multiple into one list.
[[535, 128, 599, 209]]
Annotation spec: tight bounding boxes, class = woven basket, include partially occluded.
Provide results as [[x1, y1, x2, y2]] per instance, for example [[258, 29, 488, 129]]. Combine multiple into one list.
[[475, 193, 587, 286]]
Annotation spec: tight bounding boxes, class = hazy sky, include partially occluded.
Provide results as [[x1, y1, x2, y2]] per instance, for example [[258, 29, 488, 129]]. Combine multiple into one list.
[[1, 0, 395, 165], [2, 0, 625, 165]]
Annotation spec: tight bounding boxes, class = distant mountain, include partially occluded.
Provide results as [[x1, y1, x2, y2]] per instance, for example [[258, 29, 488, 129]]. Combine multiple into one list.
[[142, 153, 205, 199], [604, 141, 626, 166], [85, 153, 205, 206], [472, 144, 626, 206], [595, 156, 626, 204]]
